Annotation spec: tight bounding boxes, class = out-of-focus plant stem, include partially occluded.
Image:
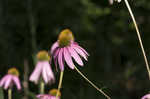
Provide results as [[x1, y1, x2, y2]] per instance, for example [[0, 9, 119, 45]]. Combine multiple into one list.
[[40, 81, 45, 94], [124, 0, 150, 80], [56, 71, 64, 99], [23, 59, 29, 99], [8, 89, 12, 99], [27, 0, 37, 53]]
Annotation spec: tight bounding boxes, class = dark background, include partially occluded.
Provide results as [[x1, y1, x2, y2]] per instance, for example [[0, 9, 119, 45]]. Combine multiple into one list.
[[0, 0, 150, 99]]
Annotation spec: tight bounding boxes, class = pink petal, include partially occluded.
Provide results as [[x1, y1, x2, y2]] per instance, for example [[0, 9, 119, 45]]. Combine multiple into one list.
[[73, 46, 87, 61], [53, 48, 60, 70], [37, 94, 51, 99], [50, 96, 60, 99], [68, 46, 83, 66], [72, 42, 89, 56], [0, 75, 10, 87], [51, 42, 59, 55], [58, 48, 64, 71], [44, 61, 55, 83], [141, 94, 150, 99], [4, 75, 12, 89], [63, 47, 75, 69], [12, 76, 21, 90], [29, 62, 43, 84], [42, 64, 49, 83]]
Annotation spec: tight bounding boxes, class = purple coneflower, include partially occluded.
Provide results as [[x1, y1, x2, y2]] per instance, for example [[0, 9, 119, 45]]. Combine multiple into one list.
[[51, 29, 89, 71], [50, 29, 110, 99], [0, 68, 21, 99], [0, 68, 21, 90], [37, 89, 61, 99], [29, 50, 55, 93], [141, 94, 150, 99]]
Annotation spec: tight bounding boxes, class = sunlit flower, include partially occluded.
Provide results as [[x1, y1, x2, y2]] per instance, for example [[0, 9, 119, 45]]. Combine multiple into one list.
[[141, 94, 150, 99], [37, 89, 61, 99], [29, 51, 55, 84], [0, 68, 21, 90], [50, 29, 89, 71]]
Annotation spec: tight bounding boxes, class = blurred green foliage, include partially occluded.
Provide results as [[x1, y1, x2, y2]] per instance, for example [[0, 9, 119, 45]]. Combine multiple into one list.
[[0, 0, 150, 99]]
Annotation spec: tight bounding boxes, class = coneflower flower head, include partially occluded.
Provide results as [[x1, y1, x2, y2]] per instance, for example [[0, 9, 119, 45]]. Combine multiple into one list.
[[37, 89, 61, 99], [0, 68, 21, 90], [29, 50, 55, 84], [51, 29, 89, 71], [141, 94, 150, 99]]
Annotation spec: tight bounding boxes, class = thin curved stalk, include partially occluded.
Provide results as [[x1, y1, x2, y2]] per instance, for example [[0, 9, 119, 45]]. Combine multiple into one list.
[[56, 71, 64, 99], [74, 66, 111, 99], [124, 0, 150, 79]]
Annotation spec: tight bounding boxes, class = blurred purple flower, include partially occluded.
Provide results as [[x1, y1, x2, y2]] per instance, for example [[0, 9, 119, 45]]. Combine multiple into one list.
[[51, 29, 89, 71], [0, 68, 21, 90], [37, 89, 61, 99], [37, 94, 60, 99], [141, 94, 150, 99], [29, 51, 55, 84], [109, 0, 121, 5]]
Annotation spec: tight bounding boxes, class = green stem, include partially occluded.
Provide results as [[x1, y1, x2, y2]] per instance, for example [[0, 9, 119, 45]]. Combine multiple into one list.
[[40, 81, 45, 94], [56, 71, 64, 99], [74, 66, 111, 99], [8, 89, 12, 99], [124, 0, 150, 79]]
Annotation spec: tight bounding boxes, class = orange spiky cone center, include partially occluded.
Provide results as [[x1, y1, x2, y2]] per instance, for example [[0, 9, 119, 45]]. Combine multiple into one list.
[[49, 89, 61, 97], [58, 29, 74, 47], [37, 50, 50, 61], [8, 68, 19, 76]]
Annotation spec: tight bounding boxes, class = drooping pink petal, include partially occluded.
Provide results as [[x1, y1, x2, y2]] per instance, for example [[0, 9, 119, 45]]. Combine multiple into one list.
[[12, 76, 21, 90], [72, 42, 89, 56], [68, 46, 83, 66], [29, 62, 43, 84], [58, 48, 64, 71], [44, 61, 55, 83], [63, 47, 75, 69], [0, 75, 9, 87], [72, 44, 88, 61], [53, 48, 60, 70], [4, 75, 12, 89], [51, 42, 59, 55], [42, 64, 49, 84]]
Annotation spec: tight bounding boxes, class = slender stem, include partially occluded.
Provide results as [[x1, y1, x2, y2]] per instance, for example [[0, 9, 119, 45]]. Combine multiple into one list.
[[124, 0, 150, 79], [8, 89, 12, 99], [56, 71, 64, 99], [74, 66, 111, 99], [40, 81, 45, 94]]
